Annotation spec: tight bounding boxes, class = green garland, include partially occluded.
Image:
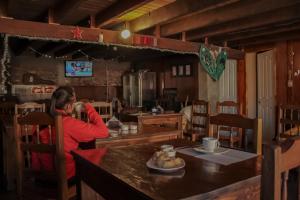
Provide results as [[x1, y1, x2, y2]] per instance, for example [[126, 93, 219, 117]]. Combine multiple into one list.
[[199, 45, 227, 81]]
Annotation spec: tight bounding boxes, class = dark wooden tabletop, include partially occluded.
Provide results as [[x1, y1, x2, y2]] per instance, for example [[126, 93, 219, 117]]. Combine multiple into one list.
[[72, 139, 262, 200]]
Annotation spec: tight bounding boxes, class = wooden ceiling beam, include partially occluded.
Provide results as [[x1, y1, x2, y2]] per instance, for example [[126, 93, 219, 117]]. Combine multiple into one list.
[[130, 0, 239, 33], [161, 0, 300, 37], [211, 21, 300, 44], [95, 0, 152, 28], [0, 17, 243, 59], [52, 0, 86, 24], [187, 4, 300, 41], [0, 0, 8, 17], [230, 30, 300, 47]]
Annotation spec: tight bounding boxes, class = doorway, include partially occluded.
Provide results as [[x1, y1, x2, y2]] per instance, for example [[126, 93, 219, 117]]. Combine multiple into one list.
[[257, 50, 276, 142]]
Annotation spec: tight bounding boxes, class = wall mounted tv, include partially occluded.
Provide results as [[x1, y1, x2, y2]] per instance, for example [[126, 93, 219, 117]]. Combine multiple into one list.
[[65, 61, 93, 77]]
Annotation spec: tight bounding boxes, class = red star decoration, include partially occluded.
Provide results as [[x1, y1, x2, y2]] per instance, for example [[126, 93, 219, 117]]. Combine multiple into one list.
[[71, 26, 83, 40]]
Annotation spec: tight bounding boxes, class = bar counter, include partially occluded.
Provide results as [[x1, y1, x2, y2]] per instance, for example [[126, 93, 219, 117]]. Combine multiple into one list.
[[96, 127, 180, 148]]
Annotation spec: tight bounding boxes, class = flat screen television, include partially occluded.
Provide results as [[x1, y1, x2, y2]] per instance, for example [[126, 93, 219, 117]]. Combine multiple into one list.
[[65, 61, 93, 77]]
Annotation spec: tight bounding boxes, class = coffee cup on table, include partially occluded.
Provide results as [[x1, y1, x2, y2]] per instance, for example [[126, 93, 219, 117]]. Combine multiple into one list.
[[202, 137, 219, 152]]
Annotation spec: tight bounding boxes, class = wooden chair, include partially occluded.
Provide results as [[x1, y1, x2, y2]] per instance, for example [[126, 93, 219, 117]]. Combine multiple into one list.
[[276, 104, 300, 141], [14, 112, 73, 200], [184, 100, 210, 142], [216, 101, 243, 147], [262, 137, 300, 200], [209, 113, 262, 154], [90, 101, 113, 123], [15, 102, 45, 116]]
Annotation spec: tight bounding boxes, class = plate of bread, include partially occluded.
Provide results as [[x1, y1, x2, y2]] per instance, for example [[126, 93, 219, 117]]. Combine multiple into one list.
[[147, 150, 185, 173]]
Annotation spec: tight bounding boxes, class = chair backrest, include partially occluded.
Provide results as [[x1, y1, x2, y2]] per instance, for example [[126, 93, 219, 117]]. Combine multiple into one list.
[[262, 137, 300, 200], [216, 101, 242, 115], [191, 100, 210, 135], [14, 112, 68, 200], [209, 113, 262, 154], [276, 104, 300, 141], [90, 101, 113, 123], [15, 102, 45, 116]]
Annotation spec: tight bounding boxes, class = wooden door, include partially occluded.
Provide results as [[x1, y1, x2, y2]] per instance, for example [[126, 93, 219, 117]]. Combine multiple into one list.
[[257, 50, 276, 142]]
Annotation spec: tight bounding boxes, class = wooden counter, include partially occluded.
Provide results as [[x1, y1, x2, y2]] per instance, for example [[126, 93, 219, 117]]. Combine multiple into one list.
[[137, 113, 183, 137], [96, 127, 180, 148]]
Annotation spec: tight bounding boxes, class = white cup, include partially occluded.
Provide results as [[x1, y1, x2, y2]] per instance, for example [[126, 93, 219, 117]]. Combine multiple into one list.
[[202, 137, 219, 152], [160, 144, 174, 152]]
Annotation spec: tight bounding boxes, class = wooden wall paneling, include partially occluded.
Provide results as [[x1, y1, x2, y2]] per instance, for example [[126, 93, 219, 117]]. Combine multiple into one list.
[[291, 40, 300, 104], [275, 42, 288, 105]]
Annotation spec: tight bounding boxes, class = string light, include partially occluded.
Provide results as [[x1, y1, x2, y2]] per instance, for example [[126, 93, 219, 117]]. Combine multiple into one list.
[[28, 47, 69, 59]]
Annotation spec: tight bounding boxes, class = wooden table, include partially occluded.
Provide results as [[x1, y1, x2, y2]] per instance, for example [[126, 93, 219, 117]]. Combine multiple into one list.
[[72, 139, 261, 200]]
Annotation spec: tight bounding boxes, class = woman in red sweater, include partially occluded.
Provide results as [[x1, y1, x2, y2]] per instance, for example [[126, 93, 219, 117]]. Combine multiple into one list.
[[32, 86, 109, 184]]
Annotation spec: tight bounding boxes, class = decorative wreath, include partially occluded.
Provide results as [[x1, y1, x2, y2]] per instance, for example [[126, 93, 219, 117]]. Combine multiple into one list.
[[199, 45, 227, 81]]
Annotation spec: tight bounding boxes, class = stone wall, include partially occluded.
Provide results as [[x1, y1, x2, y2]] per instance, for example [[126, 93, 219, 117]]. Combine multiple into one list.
[[6, 55, 130, 101]]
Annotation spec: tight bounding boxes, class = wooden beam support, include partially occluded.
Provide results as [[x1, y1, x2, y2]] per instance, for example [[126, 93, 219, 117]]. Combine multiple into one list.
[[0, 0, 8, 17], [89, 15, 95, 28], [187, 4, 300, 41], [130, 0, 239, 33], [154, 25, 160, 38], [95, 0, 152, 28], [0, 17, 243, 59], [48, 8, 56, 24], [161, 0, 300, 36], [181, 32, 186, 42]]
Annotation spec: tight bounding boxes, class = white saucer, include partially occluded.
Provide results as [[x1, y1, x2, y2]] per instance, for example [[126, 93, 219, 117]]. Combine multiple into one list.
[[193, 145, 229, 154]]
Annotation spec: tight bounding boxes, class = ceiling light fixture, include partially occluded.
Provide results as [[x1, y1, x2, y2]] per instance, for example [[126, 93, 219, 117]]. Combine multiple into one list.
[[121, 21, 131, 39]]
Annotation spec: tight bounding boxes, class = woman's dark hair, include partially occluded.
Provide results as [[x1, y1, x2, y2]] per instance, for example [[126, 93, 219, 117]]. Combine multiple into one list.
[[50, 86, 75, 117]]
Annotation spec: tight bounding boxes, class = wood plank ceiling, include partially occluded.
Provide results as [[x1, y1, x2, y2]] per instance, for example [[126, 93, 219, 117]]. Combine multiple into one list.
[[1, 0, 300, 59]]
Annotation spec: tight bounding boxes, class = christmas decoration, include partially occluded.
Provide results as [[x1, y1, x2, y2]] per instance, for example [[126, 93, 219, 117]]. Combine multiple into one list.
[[71, 26, 83, 40], [1, 34, 12, 94], [199, 45, 227, 81]]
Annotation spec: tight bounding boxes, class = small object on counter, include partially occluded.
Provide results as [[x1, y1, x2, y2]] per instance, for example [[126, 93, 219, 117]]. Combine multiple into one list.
[[109, 130, 119, 138], [121, 130, 129, 135], [121, 125, 129, 131], [129, 124, 138, 134], [106, 116, 123, 129]]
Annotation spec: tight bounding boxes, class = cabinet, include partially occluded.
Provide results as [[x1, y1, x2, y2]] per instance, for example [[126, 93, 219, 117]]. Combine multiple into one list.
[[123, 71, 156, 108]]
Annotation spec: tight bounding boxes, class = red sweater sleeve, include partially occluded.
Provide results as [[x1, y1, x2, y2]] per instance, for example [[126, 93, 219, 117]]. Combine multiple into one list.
[[66, 103, 109, 142]]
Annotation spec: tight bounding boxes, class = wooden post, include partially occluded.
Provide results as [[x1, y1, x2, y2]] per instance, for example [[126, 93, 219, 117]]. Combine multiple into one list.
[[90, 15, 96, 28], [182, 32, 186, 42], [48, 8, 55, 24], [55, 115, 68, 200], [155, 25, 160, 38], [262, 144, 282, 200]]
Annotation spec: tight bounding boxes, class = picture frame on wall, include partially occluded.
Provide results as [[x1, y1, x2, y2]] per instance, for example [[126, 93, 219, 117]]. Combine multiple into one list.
[[178, 65, 184, 76], [185, 64, 191, 76], [171, 64, 192, 77], [172, 65, 177, 76]]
